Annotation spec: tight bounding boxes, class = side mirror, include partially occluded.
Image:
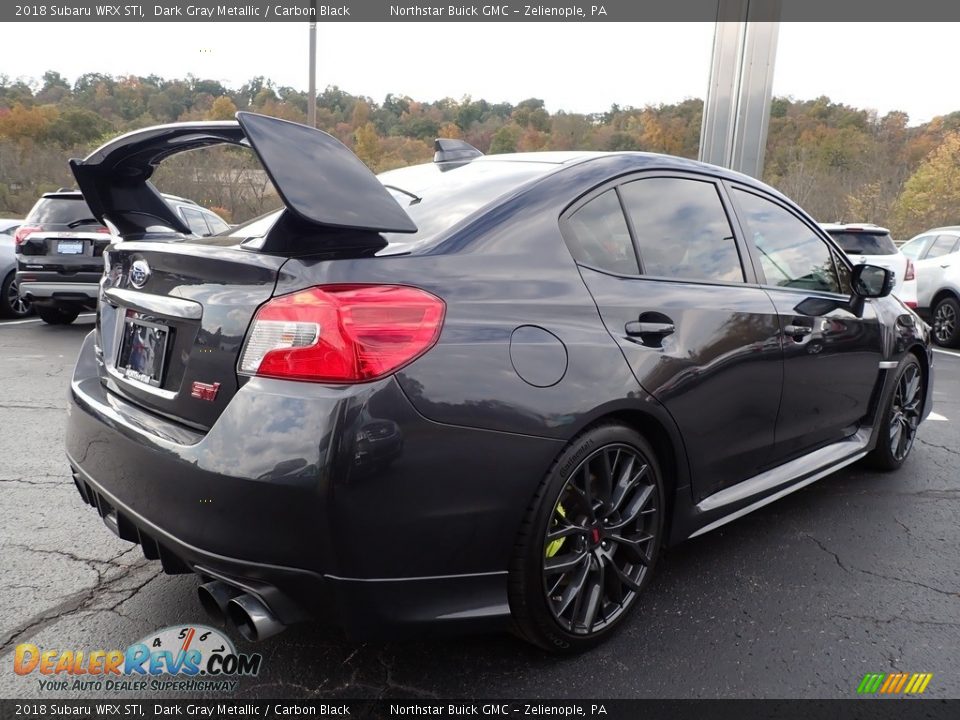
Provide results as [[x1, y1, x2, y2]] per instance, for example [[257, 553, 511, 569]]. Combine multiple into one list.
[[852, 263, 894, 298]]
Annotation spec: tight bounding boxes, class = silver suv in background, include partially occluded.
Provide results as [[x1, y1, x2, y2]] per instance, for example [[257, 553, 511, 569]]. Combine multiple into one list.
[[821, 223, 918, 309], [15, 191, 228, 325], [900, 227, 960, 347], [0, 218, 31, 318]]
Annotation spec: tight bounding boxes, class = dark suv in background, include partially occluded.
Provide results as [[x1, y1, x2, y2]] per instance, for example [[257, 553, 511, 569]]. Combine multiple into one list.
[[15, 191, 228, 324]]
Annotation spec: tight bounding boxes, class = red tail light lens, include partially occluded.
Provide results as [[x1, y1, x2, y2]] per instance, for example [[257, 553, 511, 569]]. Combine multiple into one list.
[[13, 224, 41, 246], [239, 285, 445, 383], [904, 258, 915, 281]]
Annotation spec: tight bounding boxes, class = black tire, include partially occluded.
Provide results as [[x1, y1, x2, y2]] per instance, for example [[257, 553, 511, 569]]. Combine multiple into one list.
[[931, 296, 960, 348], [509, 423, 664, 653], [37, 306, 80, 325], [865, 355, 923, 471], [0, 271, 31, 319]]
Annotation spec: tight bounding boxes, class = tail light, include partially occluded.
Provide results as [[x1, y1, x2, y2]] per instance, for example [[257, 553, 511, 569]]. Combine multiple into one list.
[[904, 258, 915, 281], [238, 284, 445, 383], [13, 224, 41, 246]]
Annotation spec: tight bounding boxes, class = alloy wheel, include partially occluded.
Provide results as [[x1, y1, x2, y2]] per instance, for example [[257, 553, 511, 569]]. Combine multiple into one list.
[[8, 278, 30, 316], [933, 302, 957, 345], [889, 363, 922, 462], [542, 444, 659, 635]]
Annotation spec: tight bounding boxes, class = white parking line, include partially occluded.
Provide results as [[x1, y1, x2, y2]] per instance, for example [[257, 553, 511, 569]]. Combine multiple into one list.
[[0, 313, 96, 327], [933, 347, 960, 359], [928, 412, 949, 422]]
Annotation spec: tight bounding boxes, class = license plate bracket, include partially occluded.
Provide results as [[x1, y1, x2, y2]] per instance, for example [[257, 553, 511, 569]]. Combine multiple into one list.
[[117, 313, 169, 387]]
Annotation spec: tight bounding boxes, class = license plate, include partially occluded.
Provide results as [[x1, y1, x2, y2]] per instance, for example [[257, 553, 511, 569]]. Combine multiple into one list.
[[117, 314, 169, 387], [57, 240, 84, 255]]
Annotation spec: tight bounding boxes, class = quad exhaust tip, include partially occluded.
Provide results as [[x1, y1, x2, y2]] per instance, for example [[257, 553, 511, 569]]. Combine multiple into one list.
[[226, 593, 286, 642], [197, 581, 241, 625]]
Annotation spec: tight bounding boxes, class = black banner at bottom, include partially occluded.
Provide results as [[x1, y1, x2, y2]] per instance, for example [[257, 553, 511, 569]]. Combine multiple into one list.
[[1, 699, 958, 720]]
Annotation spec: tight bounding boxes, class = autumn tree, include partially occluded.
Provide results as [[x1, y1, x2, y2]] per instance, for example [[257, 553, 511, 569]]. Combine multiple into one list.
[[892, 132, 960, 237]]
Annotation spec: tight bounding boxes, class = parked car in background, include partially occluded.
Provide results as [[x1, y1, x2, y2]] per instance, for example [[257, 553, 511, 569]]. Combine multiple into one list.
[[899, 227, 960, 347], [820, 223, 917, 309], [65, 114, 932, 653], [1, 218, 32, 318], [15, 191, 228, 325]]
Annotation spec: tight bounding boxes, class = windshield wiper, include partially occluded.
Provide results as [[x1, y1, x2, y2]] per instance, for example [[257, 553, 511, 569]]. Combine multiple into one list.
[[67, 218, 102, 228]]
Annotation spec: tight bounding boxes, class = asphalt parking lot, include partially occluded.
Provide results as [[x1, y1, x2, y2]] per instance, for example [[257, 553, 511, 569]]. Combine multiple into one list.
[[0, 314, 958, 700]]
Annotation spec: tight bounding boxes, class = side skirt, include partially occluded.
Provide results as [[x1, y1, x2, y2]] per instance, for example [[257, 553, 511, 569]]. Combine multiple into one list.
[[686, 428, 871, 539]]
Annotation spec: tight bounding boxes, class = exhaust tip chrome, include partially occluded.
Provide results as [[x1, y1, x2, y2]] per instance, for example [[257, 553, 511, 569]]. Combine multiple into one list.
[[227, 593, 285, 642], [197, 581, 241, 624]]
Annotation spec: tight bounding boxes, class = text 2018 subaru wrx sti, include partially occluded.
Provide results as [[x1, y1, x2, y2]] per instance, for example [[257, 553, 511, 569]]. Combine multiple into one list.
[[66, 113, 932, 652]]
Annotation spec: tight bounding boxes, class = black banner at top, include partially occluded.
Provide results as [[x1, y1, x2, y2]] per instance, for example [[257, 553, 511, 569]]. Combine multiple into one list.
[[7, 0, 960, 22], [0, 700, 958, 720]]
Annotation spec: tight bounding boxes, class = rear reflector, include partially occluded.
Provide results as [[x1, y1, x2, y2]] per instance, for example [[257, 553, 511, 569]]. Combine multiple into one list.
[[238, 285, 445, 383], [904, 258, 915, 281]]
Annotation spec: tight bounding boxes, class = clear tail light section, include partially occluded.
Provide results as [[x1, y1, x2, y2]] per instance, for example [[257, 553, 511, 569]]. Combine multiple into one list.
[[904, 258, 915, 281], [238, 284, 445, 383], [13, 224, 41, 246]]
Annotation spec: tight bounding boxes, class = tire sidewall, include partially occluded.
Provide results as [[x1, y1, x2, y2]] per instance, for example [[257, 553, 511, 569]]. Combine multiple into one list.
[[869, 354, 923, 471], [511, 424, 664, 653]]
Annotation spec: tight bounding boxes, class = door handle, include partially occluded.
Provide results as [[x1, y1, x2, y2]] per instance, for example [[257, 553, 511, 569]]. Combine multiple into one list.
[[625, 321, 675, 337], [784, 324, 813, 337]]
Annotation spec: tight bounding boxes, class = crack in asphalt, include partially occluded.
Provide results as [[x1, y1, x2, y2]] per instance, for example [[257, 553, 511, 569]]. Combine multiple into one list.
[[832, 613, 960, 628], [916, 437, 960, 458], [0, 545, 159, 655], [804, 534, 960, 599], [0, 403, 65, 411], [0, 476, 69, 487]]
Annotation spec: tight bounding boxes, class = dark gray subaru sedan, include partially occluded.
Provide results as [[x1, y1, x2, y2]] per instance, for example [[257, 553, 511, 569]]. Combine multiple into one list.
[[65, 113, 932, 652]]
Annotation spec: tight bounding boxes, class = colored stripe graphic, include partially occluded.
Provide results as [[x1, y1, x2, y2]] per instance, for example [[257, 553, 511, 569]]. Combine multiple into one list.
[[857, 673, 933, 694]]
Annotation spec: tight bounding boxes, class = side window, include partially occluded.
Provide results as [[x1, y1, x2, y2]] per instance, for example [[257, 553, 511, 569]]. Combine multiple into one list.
[[565, 189, 639, 275], [204, 213, 230, 234], [733, 189, 841, 294], [180, 207, 211, 236], [900, 236, 932, 260], [618, 177, 744, 283], [926, 235, 960, 259]]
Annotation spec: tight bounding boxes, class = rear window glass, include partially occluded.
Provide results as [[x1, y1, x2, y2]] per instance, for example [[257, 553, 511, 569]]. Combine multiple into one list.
[[378, 161, 557, 249], [828, 231, 897, 255], [26, 197, 99, 226]]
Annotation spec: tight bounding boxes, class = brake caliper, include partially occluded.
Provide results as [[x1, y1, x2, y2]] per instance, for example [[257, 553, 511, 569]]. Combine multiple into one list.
[[545, 503, 568, 558]]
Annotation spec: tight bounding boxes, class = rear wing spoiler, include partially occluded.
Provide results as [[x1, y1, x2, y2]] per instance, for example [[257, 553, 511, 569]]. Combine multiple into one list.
[[69, 112, 417, 239]]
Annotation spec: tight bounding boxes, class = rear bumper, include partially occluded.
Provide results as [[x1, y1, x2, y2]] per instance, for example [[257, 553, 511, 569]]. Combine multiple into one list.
[[66, 331, 561, 635], [19, 280, 98, 308]]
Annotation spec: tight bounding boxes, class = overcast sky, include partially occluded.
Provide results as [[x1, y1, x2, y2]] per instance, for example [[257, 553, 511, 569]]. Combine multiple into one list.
[[6, 22, 959, 125]]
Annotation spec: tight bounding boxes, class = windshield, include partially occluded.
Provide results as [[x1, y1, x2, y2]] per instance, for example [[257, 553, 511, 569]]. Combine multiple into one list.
[[828, 231, 897, 255]]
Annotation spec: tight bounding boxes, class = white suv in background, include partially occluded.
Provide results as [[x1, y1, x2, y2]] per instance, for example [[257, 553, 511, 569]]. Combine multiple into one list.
[[821, 223, 918, 309], [899, 227, 960, 347]]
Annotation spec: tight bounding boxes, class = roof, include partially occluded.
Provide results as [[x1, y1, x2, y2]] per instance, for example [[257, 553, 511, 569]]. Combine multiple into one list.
[[41, 190, 197, 205], [820, 222, 891, 234]]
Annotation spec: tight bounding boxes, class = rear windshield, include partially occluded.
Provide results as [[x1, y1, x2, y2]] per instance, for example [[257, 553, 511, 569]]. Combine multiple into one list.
[[378, 160, 558, 250], [828, 231, 897, 255], [26, 197, 99, 226], [217, 160, 559, 251]]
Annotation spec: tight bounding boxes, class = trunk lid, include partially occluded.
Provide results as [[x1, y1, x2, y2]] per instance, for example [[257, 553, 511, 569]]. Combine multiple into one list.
[[97, 242, 286, 430], [71, 112, 418, 431]]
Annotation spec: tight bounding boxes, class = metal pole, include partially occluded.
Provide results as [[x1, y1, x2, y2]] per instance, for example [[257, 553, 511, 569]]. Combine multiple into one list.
[[699, 0, 781, 179], [307, 1, 317, 128]]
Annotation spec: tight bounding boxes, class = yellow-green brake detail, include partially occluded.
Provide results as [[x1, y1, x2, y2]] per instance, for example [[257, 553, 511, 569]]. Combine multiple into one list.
[[545, 503, 568, 558]]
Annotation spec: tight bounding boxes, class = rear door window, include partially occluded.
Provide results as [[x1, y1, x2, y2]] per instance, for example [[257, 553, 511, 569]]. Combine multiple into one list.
[[180, 207, 212, 236], [618, 177, 744, 283], [926, 235, 960, 259], [203, 212, 230, 234], [565, 189, 639, 275]]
